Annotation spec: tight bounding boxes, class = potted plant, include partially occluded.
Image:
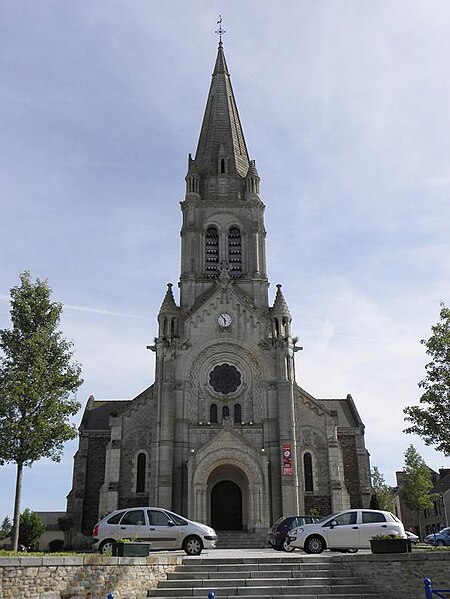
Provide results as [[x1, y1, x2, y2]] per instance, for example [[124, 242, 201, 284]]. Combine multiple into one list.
[[370, 534, 412, 554], [112, 538, 152, 557]]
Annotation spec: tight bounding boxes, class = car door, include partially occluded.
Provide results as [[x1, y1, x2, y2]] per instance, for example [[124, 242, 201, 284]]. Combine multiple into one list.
[[146, 509, 179, 549], [359, 510, 390, 546], [322, 510, 359, 549], [117, 509, 148, 541]]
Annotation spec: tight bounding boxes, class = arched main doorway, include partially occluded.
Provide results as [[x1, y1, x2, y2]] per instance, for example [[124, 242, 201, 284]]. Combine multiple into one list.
[[211, 480, 242, 530]]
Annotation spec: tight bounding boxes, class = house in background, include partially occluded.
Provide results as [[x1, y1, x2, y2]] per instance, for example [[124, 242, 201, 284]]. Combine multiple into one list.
[[395, 468, 450, 538], [0, 511, 65, 551], [34, 511, 66, 551]]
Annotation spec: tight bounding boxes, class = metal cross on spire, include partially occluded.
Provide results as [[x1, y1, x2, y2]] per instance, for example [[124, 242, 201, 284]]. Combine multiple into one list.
[[215, 15, 226, 43]]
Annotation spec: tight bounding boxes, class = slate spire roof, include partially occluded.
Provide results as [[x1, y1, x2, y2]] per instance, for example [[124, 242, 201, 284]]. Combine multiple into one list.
[[194, 41, 250, 178], [272, 284, 292, 317], [159, 283, 178, 314]]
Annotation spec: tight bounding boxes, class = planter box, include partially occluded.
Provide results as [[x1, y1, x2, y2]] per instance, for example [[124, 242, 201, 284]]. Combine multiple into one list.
[[113, 542, 151, 557], [370, 538, 412, 554]]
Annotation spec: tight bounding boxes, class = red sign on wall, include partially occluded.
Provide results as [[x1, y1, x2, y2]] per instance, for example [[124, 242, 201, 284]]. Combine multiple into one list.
[[283, 443, 292, 476]]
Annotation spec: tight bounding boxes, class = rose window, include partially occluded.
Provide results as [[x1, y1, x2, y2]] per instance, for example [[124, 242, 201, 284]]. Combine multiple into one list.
[[209, 363, 241, 395]]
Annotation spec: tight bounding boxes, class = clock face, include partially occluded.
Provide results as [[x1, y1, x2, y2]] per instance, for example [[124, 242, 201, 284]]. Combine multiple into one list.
[[217, 313, 232, 327]]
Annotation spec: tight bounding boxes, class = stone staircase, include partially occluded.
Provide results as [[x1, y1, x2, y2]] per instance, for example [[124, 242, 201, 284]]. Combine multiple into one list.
[[147, 554, 384, 598], [215, 531, 268, 549]]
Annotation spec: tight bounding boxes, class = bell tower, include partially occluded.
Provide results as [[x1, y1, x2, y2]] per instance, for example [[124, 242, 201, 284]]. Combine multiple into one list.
[[179, 40, 268, 310]]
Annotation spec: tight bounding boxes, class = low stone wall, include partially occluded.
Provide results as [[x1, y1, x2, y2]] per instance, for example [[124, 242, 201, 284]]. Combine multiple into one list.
[[338, 550, 450, 599], [0, 553, 183, 599]]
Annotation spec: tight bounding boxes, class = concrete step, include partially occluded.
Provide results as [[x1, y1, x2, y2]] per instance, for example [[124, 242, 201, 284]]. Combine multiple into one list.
[[149, 593, 383, 599], [147, 554, 384, 599], [167, 569, 355, 580], [158, 578, 366, 589], [177, 563, 349, 573], [182, 556, 335, 566], [150, 588, 378, 597], [148, 596, 381, 599], [216, 531, 268, 549]]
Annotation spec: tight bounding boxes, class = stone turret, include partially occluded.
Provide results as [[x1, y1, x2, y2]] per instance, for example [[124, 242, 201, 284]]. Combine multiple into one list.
[[157, 283, 178, 339], [272, 284, 292, 338]]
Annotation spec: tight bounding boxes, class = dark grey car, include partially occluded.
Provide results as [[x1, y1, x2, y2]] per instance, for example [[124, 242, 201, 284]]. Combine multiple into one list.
[[268, 515, 323, 552]]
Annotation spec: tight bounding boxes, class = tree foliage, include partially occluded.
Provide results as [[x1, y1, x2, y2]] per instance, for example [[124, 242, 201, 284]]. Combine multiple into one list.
[[0, 272, 83, 550], [371, 466, 395, 512], [19, 509, 45, 548], [404, 302, 450, 455], [0, 516, 12, 541], [400, 445, 435, 513]]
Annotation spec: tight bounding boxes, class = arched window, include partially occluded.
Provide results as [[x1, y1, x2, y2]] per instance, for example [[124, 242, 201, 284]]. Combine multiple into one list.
[[136, 452, 146, 493], [304, 452, 313, 492], [222, 405, 230, 420], [210, 403, 218, 424], [233, 403, 242, 424], [205, 226, 219, 277], [228, 227, 242, 278]]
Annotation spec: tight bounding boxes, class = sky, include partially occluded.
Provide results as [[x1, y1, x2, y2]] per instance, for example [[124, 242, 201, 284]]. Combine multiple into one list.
[[1, 0, 450, 525]]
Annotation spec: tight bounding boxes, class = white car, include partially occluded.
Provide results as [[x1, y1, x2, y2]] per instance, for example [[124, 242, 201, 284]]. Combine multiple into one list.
[[92, 507, 217, 556], [405, 530, 419, 544], [288, 509, 405, 554]]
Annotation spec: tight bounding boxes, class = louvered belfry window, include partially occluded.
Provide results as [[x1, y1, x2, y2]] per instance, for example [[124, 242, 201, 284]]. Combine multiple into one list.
[[205, 226, 219, 277], [228, 227, 242, 278]]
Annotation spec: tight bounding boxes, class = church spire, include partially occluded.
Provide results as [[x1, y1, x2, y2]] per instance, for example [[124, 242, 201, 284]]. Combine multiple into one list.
[[194, 40, 250, 179]]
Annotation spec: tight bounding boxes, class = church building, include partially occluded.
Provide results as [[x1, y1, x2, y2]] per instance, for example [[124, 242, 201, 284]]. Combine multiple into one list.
[[67, 39, 372, 538]]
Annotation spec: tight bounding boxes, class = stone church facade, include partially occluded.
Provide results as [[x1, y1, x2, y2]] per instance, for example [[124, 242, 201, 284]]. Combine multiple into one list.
[[67, 41, 372, 537]]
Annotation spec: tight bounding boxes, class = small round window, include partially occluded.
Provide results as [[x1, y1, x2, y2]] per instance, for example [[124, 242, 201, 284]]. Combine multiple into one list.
[[209, 363, 241, 395]]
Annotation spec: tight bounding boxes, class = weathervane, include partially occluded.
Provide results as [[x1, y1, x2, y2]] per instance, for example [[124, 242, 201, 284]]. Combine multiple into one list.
[[215, 15, 226, 43]]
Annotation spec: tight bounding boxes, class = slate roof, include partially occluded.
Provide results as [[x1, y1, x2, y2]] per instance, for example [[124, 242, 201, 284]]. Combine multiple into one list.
[[318, 395, 365, 429], [79, 397, 131, 431], [194, 41, 250, 178]]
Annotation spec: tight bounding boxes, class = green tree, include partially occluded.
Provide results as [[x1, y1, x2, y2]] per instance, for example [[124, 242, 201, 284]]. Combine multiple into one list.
[[0, 272, 83, 551], [19, 509, 45, 548], [404, 302, 450, 455], [0, 516, 12, 541], [371, 466, 395, 512], [400, 445, 435, 539], [57, 514, 74, 549]]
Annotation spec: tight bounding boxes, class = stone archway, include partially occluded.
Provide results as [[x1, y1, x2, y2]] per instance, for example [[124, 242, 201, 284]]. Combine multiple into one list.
[[188, 431, 270, 532]]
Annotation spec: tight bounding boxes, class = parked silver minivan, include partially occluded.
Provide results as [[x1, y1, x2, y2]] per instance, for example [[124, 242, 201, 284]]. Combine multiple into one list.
[[92, 506, 217, 556]]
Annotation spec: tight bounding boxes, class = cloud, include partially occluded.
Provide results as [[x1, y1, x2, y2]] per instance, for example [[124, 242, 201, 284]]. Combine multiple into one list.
[[64, 304, 149, 320]]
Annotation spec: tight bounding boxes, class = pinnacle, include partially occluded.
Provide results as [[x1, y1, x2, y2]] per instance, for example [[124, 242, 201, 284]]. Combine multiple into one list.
[[159, 283, 178, 313], [272, 284, 291, 317]]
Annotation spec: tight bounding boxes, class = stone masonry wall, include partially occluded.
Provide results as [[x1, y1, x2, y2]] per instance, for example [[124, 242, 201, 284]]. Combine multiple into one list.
[[338, 433, 362, 507], [82, 435, 110, 536], [0, 554, 182, 599], [338, 551, 450, 599]]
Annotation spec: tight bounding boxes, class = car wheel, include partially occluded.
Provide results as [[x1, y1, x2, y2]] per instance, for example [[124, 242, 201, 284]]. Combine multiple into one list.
[[183, 535, 203, 556], [99, 539, 116, 555], [282, 537, 296, 552], [305, 535, 325, 554], [436, 540, 445, 546]]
